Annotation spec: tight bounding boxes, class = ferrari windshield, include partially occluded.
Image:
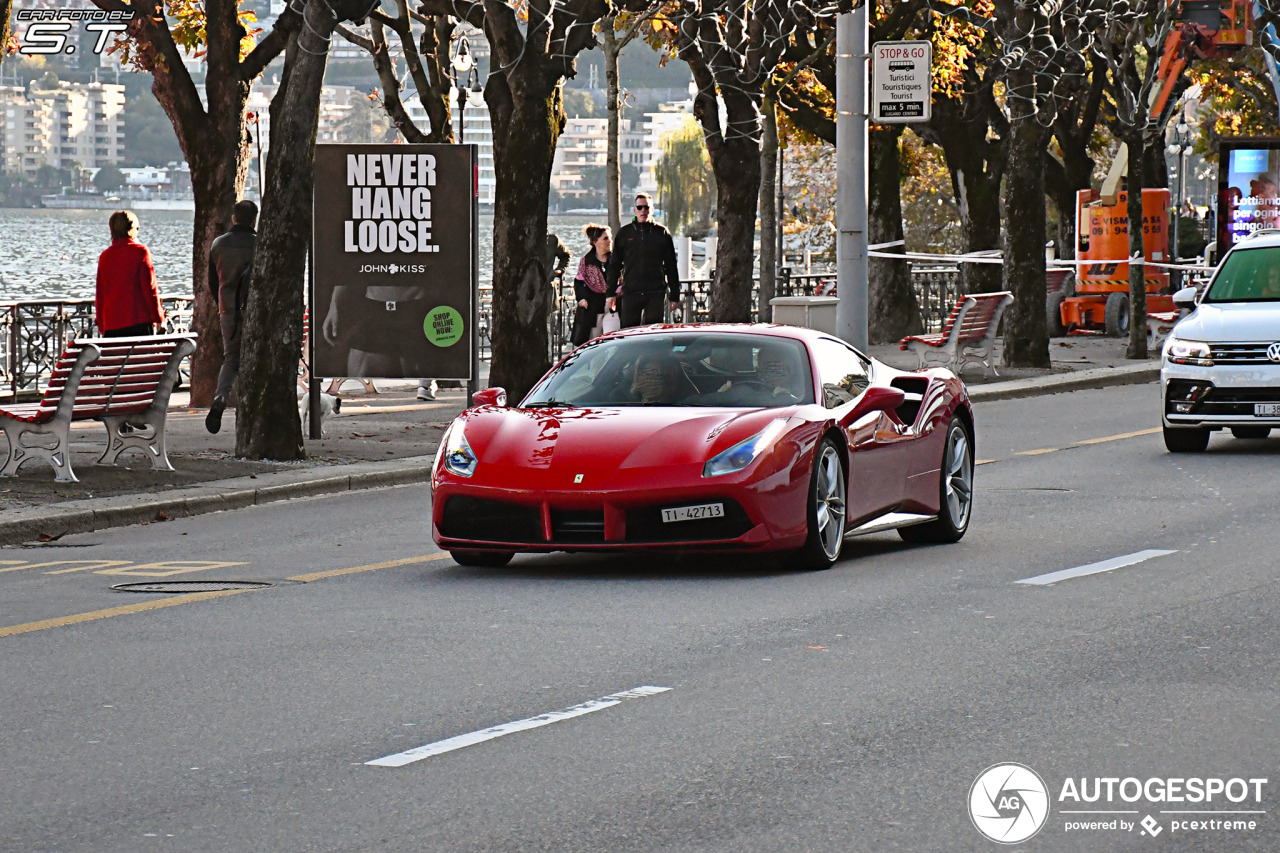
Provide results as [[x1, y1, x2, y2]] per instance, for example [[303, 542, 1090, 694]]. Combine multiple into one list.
[[522, 333, 815, 408], [1203, 247, 1280, 302]]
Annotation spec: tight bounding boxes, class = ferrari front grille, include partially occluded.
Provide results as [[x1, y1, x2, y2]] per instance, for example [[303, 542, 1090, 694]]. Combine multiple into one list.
[[550, 509, 606, 543], [625, 500, 752, 543], [440, 496, 542, 543]]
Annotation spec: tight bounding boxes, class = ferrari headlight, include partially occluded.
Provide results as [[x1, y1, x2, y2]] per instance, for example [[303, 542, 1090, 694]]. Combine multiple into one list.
[[440, 424, 477, 477], [703, 418, 790, 478], [1165, 337, 1213, 366]]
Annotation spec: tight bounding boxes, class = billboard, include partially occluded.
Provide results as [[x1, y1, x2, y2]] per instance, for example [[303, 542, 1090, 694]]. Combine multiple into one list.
[[1217, 137, 1280, 254], [313, 144, 475, 380]]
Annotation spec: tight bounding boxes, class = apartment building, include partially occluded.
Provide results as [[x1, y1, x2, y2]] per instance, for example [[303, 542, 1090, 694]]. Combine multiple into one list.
[[551, 117, 609, 201], [621, 103, 694, 198], [0, 82, 125, 178]]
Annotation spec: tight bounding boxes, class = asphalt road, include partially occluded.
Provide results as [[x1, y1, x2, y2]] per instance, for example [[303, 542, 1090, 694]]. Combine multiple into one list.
[[2, 383, 1278, 853]]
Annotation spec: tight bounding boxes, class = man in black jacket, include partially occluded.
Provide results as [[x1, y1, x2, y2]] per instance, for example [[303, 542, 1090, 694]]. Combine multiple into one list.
[[205, 199, 257, 434], [605, 192, 681, 328]]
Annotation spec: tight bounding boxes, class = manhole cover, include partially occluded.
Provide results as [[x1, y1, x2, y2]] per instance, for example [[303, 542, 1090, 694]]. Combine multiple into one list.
[[111, 581, 273, 593]]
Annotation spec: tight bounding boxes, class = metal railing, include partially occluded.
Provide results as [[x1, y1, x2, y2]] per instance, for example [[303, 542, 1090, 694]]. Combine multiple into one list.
[[1, 296, 193, 397], [6, 268, 962, 394]]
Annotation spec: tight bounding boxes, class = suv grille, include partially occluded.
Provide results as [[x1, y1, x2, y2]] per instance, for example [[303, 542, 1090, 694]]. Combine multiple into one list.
[[1207, 342, 1280, 364]]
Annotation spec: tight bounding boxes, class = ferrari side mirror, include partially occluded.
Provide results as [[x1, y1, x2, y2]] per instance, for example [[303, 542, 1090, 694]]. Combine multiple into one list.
[[849, 386, 905, 420], [472, 387, 507, 407]]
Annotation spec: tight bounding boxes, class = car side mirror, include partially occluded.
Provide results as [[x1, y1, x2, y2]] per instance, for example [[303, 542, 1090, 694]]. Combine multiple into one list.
[[472, 387, 507, 407], [848, 386, 906, 420], [1172, 286, 1198, 309]]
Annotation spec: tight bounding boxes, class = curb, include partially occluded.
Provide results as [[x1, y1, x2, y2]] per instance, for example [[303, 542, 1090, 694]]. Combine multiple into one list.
[[969, 362, 1159, 402], [0, 455, 437, 546], [0, 363, 1159, 546]]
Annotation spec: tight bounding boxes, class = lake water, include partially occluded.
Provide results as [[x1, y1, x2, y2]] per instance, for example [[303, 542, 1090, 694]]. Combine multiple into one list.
[[0, 208, 608, 302]]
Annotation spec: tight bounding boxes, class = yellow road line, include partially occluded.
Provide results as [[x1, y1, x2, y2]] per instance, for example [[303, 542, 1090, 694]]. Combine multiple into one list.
[[0, 589, 252, 639], [288, 553, 451, 582], [1072, 427, 1161, 445], [1012, 427, 1160, 459], [2, 553, 453, 639]]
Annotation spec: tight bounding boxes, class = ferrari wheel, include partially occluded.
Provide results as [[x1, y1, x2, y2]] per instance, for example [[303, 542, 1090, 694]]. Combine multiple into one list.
[[449, 549, 515, 568], [794, 437, 847, 570], [900, 417, 973, 544]]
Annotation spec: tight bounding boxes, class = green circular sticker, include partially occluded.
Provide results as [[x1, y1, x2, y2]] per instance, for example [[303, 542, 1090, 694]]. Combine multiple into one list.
[[424, 306, 464, 347]]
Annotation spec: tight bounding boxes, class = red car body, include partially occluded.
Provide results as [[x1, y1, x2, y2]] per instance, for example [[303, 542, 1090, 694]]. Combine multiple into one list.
[[431, 324, 973, 563]]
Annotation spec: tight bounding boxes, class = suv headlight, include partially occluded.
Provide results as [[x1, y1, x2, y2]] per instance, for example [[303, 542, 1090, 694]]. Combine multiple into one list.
[[703, 418, 790, 478], [439, 424, 478, 477], [1166, 337, 1213, 366]]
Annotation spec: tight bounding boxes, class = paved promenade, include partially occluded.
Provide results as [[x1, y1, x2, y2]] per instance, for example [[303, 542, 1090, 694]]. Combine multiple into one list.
[[0, 335, 1158, 545]]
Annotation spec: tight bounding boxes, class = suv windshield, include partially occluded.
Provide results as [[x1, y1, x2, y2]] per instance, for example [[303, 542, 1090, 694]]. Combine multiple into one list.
[[1203, 246, 1280, 302], [522, 333, 815, 408]]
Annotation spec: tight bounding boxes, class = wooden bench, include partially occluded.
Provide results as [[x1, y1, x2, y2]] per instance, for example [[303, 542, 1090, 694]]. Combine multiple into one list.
[[899, 291, 1014, 377], [0, 335, 196, 482]]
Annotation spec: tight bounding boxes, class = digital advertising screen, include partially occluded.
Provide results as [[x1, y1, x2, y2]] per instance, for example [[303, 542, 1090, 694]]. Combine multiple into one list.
[[1217, 137, 1280, 253]]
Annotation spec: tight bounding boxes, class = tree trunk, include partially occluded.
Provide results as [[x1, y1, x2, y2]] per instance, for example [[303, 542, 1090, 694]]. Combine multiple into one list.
[[1000, 112, 1051, 367], [603, 20, 623, 236], [1, 0, 12, 63], [1126, 130, 1148, 359], [707, 131, 762, 322], [758, 94, 778, 323], [868, 124, 920, 342], [235, 0, 343, 459], [486, 71, 560, 399]]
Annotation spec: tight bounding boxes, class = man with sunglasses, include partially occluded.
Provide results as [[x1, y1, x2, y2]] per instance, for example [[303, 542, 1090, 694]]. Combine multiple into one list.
[[605, 192, 681, 328]]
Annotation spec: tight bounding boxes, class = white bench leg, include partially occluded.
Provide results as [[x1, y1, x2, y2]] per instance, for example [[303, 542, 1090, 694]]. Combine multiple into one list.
[[98, 410, 174, 472], [1, 418, 78, 482]]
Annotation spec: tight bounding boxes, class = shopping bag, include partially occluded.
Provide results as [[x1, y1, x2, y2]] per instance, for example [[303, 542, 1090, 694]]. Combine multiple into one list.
[[601, 309, 621, 334]]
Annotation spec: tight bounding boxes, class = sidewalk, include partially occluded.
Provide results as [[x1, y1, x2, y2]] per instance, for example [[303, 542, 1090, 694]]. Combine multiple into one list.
[[0, 335, 1158, 545]]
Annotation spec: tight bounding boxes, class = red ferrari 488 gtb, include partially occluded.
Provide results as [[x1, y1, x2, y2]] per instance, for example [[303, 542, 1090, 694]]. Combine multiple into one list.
[[432, 324, 974, 569]]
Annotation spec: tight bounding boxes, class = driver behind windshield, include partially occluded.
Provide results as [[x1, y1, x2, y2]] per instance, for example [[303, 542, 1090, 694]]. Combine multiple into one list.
[[630, 354, 688, 404]]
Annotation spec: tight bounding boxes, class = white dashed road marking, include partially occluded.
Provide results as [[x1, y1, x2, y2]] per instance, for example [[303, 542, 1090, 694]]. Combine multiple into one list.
[[1016, 550, 1178, 586], [366, 686, 673, 767]]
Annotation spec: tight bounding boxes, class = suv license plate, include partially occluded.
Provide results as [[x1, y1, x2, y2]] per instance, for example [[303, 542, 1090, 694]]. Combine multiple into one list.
[[1254, 404, 1280, 416], [662, 502, 725, 523]]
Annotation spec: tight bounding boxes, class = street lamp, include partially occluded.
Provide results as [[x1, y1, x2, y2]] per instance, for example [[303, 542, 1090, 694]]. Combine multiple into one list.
[[1167, 120, 1193, 271], [247, 111, 264, 198], [452, 34, 482, 143]]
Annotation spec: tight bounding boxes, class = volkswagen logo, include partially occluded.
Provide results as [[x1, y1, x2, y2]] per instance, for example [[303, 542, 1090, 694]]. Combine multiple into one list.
[[969, 763, 1051, 844], [1267, 342, 1280, 363]]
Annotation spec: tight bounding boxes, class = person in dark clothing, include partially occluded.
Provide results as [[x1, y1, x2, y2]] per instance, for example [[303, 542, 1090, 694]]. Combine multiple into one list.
[[205, 199, 258, 435], [95, 210, 164, 338], [571, 223, 611, 345], [605, 192, 681, 328]]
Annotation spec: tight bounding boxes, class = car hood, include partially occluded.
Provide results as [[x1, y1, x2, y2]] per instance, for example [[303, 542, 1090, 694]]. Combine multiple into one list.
[[454, 405, 796, 479], [1175, 302, 1280, 342]]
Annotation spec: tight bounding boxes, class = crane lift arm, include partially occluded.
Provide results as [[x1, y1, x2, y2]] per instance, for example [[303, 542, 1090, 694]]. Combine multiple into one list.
[[1150, 0, 1254, 121]]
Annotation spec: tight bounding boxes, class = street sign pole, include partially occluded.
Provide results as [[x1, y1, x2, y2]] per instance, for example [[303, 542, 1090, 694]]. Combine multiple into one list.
[[835, 8, 869, 350]]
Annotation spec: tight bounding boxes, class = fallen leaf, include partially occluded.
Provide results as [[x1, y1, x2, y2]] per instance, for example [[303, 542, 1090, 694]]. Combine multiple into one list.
[[249, 474, 257, 479], [351, 433, 375, 438], [38, 531, 65, 543], [155, 510, 171, 522]]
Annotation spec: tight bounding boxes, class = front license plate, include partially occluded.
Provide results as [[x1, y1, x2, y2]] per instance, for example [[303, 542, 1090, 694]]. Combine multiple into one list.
[[661, 502, 725, 523], [1254, 404, 1280, 416]]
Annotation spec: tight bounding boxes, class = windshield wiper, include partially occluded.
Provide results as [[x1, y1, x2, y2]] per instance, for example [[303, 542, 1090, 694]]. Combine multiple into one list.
[[524, 399, 574, 408]]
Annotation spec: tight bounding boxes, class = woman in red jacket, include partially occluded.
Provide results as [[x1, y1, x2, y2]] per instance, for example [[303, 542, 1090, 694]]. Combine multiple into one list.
[[95, 210, 164, 337]]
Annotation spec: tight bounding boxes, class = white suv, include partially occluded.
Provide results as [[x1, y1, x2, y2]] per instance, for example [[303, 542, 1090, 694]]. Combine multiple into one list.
[[1161, 229, 1280, 452]]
